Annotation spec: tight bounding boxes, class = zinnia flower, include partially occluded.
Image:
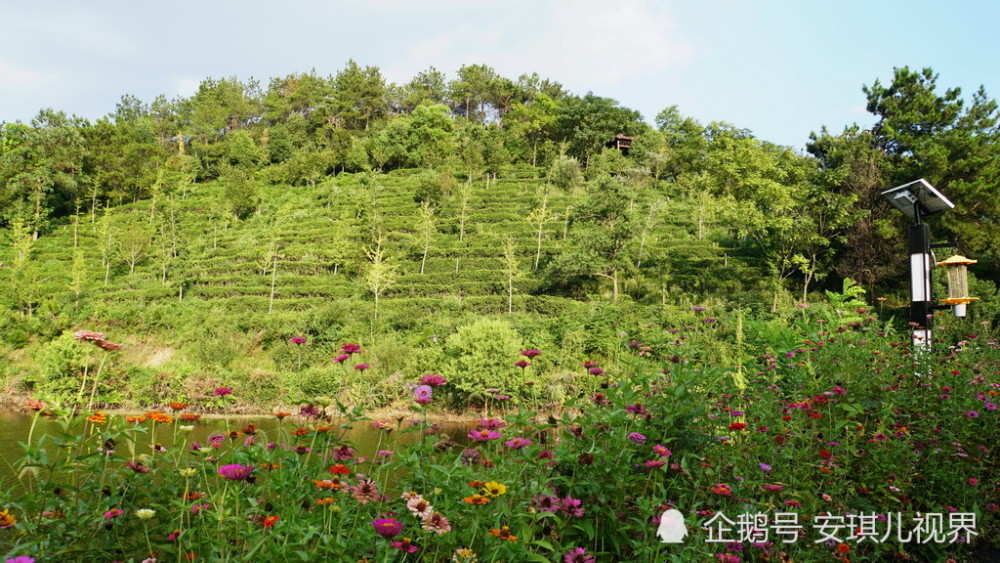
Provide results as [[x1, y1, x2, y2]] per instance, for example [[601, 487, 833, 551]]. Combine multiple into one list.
[[712, 483, 733, 496], [351, 479, 381, 504], [488, 526, 517, 541], [463, 494, 491, 505], [503, 437, 532, 449], [6, 557, 36, 563], [104, 508, 124, 519], [213, 388, 233, 397], [481, 481, 507, 497], [354, 363, 370, 371], [413, 385, 433, 404], [340, 342, 362, 355], [468, 429, 501, 441], [371, 518, 403, 538], [564, 547, 596, 563], [289, 337, 307, 344], [262, 516, 279, 528], [389, 537, 418, 553], [421, 511, 451, 534], [514, 360, 531, 369], [559, 496, 584, 517], [628, 432, 646, 445], [419, 374, 447, 386], [217, 464, 253, 481], [134, 509, 156, 520], [520, 349, 542, 357], [333, 354, 350, 363]]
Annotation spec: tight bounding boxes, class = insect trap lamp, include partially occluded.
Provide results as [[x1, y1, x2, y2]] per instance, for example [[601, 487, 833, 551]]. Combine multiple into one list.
[[937, 255, 978, 317]]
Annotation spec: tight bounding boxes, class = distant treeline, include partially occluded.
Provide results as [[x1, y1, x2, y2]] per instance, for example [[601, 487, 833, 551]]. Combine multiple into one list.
[[1, 62, 998, 295]]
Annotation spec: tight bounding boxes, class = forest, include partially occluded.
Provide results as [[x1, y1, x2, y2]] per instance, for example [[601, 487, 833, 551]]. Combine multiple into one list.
[[0, 61, 998, 407]]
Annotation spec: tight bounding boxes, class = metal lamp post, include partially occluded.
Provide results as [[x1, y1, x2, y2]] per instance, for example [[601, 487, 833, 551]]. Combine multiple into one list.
[[880, 179, 956, 349]]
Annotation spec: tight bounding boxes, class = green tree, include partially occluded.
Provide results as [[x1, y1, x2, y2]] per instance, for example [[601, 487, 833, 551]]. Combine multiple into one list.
[[555, 94, 644, 164], [863, 66, 1000, 261]]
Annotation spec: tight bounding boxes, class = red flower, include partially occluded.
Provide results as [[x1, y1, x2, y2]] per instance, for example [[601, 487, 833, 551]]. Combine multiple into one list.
[[329, 464, 350, 475], [728, 422, 747, 431], [262, 516, 279, 528], [819, 449, 832, 460]]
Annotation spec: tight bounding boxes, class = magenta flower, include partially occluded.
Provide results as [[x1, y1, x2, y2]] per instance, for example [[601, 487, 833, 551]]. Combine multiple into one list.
[[520, 349, 542, 357], [354, 363, 370, 371], [965, 410, 980, 418], [478, 417, 507, 430], [628, 432, 646, 445], [514, 360, 531, 369], [332, 445, 355, 461], [468, 429, 501, 441], [413, 385, 433, 404], [652, 445, 672, 458], [691, 306, 707, 312], [580, 360, 598, 368], [559, 496, 585, 517], [289, 336, 307, 344], [533, 494, 560, 513], [217, 464, 253, 481], [371, 518, 403, 538], [564, 547, 596, 563], [588, 367, 604, 376], [104, 508, 124, 519], [419, 374, 447, 386], [391, 538, 419, 553], [645, 460, 666, 468], [6, 558, 36, 563], [333, 354, 350, 363], [213, 387, 233, 397], [762, 484, 784, 492], [503, 437, 533, 449], [191, 504, 211, 514], [340, 342, 362, 355]]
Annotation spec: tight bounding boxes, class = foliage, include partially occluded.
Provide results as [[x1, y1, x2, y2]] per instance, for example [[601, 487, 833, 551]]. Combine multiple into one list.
[[443, 317, 525, 403]]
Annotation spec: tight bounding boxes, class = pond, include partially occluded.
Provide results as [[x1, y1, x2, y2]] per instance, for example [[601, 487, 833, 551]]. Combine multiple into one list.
[[0, 408, 474, 493]]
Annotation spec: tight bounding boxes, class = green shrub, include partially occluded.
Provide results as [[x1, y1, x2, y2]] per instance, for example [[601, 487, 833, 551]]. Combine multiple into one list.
[[443, 317, 524, 403]]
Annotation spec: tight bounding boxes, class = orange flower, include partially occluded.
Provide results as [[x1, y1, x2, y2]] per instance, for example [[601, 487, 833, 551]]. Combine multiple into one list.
[[468, 480, 486, 489], [315, 497, 336, 505], [87, 412, 108, 424], [836, 543, 850, 555], [262, 516, 279, 528], [180, 413, 201, 421], [463, 494, 491, 505], [168, 402, 189, 411], [146, 411, 173, 424], [488, 526, 516, 541], [126, 415, 147, 424], [292, 427, 310, 436], [0, 509, 16, 528], [183, 491, 207, 500], [274, 412, 291, 420], [312, 479, 343, 490], [25, 398, 47, 412], [258, 463, 280, 470], [314, 425, 334, 433]]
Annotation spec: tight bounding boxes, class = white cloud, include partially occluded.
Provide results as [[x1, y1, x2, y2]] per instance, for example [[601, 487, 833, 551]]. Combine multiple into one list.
[[0, 57, 58, 94]]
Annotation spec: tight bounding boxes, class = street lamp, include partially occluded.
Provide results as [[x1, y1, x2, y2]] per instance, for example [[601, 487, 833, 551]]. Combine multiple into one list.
[[880, 179, 955, 348]]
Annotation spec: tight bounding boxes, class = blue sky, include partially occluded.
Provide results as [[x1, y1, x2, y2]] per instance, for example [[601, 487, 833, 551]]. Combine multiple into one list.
[[2, 0, 996, 150]]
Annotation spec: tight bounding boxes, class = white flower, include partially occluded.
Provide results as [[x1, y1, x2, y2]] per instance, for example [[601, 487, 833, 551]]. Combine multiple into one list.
[[135, 508, 156, 520]]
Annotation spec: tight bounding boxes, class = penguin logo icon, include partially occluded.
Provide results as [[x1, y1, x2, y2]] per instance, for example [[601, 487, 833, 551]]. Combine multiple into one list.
[[656, 508, 687, 543]]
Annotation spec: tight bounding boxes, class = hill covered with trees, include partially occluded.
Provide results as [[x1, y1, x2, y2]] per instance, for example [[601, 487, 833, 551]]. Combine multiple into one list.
[[1, 62, 998, 409]]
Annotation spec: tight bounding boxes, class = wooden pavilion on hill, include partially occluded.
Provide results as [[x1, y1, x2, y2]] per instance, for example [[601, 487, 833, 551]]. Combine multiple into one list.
[[608, 134, 635, 155]]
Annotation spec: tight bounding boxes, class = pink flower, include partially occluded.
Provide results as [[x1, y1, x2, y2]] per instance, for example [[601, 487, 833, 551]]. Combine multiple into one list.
[[653, 445, 672, 458], [289, 336, 307, 344], [104, 508, 124, 519], [762, 484, 784, 492], [514, 360, 531, 369], [645, 460, 666, 468], [564, 547, 596, 563], [413, 385, 433, 404], [333, 354, 350, 363], [968, 478, 979, 486], [468, 429, 501, 442], [217, 464, 253, 481], [520, 349, 542, 357], [213, 388, 233, 397], [340, 342, 362, 355], [391, 537, 419, 553], [503, 437, 533, 449], [419, 374, 447, 386], [420, 511, 451, 534], [354, 363, 370, 371], [371, 518, 403, 538]]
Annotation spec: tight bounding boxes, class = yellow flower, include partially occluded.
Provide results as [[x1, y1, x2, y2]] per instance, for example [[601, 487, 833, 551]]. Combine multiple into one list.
[[452, 548, 477, 562], [0, 508, 16, 529], [481, 481, 507, 497], [178, 468, 197, 478]]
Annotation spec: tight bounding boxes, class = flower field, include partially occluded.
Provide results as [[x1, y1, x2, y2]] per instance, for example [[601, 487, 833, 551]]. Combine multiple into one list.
[[2, 318, 1000, 562]]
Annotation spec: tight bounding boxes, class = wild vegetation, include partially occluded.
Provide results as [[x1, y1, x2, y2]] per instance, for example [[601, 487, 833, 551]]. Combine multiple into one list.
[[2, 317, 999, 562]]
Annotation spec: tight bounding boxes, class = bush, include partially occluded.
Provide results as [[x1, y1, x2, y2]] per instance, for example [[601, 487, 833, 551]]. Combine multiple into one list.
[[443, 317, 524, 403]]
